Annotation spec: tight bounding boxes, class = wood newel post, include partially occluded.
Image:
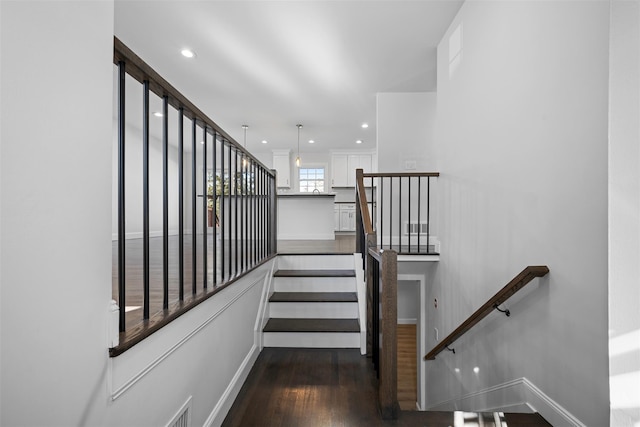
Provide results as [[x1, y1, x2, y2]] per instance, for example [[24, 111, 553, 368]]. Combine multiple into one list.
[[365, 232, 377, 356], [379, 249, 398, 420]]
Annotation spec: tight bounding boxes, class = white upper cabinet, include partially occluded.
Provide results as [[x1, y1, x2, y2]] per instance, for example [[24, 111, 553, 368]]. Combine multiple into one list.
[[273, 150, 291, 188], [331, 152, 375, 188], [331, 154, 349, 187]]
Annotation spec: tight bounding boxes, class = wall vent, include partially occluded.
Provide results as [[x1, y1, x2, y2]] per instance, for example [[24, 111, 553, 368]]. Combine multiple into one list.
[[403, 222, 429, 236], [166, 396, 192, 427]]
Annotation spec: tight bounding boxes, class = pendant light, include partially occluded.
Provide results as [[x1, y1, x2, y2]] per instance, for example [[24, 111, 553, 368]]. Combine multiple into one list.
[[242, 124, 248, 167], [296, 124, 303, 167]]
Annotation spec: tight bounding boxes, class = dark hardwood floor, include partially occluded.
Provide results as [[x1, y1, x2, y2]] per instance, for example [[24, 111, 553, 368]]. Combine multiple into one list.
[[222, 348, 552, 427]]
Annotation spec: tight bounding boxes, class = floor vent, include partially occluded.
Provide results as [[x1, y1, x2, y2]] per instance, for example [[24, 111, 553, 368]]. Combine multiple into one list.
[[166, 396, 192, 427], [404, 222, 429, 235]]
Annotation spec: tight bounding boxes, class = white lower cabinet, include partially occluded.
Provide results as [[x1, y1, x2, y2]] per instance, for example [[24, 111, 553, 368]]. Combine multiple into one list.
[[335, 204, 356, 232]]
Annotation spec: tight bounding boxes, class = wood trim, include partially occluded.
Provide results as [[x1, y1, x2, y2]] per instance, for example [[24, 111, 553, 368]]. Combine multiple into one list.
[[109, 254, 276, 357], [363, 172, 440, 178], [379, 249, 399, 419], [113, 36, 272, 175], [355, 169, 373, 234], [423, 266, 550, 361]]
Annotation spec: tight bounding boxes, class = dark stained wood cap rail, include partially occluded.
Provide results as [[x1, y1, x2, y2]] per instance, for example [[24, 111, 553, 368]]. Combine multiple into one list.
[[424, 265, 549, 361]]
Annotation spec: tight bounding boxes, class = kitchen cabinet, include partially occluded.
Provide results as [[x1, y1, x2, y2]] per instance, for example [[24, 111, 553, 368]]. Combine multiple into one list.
[[273, 150, 291, 188], [331, 154, 349, 187], [336, 203, 356, 232], [331, 152, 374, 188], [334, 207, 341, 231]]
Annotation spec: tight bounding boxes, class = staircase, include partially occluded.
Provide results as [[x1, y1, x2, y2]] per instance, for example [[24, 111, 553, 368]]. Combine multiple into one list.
[[263, 254, 362, 349]]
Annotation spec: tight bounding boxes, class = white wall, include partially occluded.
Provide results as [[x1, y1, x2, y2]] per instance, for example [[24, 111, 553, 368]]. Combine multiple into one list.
[[608, 1, 640, 425], [1, 2, 272, 426], [377, 92, 437, 173], [427, 2, 609, 426]]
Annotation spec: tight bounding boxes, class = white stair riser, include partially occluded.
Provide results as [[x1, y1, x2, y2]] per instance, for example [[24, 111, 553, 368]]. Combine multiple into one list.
[[274, 277, 356, 292], [277, 255, 354, 270], [263, 332, 360, 348], [269, 302, 358, 319]]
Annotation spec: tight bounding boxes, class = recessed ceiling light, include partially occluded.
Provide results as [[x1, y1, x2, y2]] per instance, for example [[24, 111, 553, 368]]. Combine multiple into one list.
[[181, 48, 196, 58], [356, 140, 363, 144], [153, 112, 163, 117], [200, 140, 204, 145], [308, 140, 315, 144], [361, 123, 369, 129], [261, 140, 268, 144]]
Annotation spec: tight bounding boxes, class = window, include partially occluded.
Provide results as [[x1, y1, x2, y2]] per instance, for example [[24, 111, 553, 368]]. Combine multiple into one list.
[[299, 167, 325, 193]]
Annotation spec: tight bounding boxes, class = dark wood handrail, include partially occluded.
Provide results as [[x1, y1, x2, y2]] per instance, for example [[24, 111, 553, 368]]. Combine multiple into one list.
[[363, 172, 440, 178], [355, 169, 374, 234], [424, 265, 549, 360]]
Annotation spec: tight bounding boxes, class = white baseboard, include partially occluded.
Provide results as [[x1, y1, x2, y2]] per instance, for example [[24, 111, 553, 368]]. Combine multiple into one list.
[[398, 318, 418, 325], [111, 229, 196, 241], [427, 377, 586, 427], [204, 344, 260, 427]]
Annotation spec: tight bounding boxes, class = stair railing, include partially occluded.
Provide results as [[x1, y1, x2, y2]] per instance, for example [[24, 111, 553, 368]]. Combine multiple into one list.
[[111, 37, 277, 356], [356, 169, 399, 419], [424, 266, 550, 360]]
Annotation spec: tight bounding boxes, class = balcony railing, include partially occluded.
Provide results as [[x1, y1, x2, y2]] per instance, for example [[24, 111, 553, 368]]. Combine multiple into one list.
[[110, 37, 276, 356]]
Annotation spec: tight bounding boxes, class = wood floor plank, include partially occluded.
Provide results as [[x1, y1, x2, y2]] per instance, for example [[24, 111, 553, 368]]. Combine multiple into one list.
[[274, 269, 356, 277], [269, 292, 358, 303], [263, 318, 360, 333]]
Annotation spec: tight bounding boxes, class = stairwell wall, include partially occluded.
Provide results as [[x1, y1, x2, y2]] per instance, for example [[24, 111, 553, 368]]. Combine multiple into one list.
[[426, 2, 609, 426]]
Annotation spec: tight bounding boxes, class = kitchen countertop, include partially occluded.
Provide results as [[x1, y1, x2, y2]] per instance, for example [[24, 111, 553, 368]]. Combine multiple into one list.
[[277, 193, 336, 198]]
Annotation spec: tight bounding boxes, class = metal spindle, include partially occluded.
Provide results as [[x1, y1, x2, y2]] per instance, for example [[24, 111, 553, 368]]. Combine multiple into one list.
[[427, 177, 431, 254], [417, 176, 421, 253], [235, 149, 239, 275], [380, 178, 384, 251], [389, 177, 392, 250], [399, 177, 402, 253], [202, 127, 208, 289], [162, 96, 169, 308], [178, 108, 184, 300], [408, 176, 411, 254], [239, 154, 244, 273], [220, 140, 225, 282], [142, 80, 150, 320], [117, 61, 126, 332], [191, 119, 197, 295], [212, 131, 217, 285], [228, 143, 232, 276]]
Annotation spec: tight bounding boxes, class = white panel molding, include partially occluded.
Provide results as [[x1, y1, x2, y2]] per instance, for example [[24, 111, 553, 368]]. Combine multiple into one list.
[[427, 377, 586, 427], [204, 344, 260, 427], [255, 260, 276, 350], [110, 271, 268, 401]]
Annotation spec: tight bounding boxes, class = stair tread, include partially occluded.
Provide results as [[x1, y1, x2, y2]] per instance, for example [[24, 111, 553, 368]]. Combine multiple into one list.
[[274, 269, 355, 277], [264, 318, 360, 333], [269, 292, 357, 303]]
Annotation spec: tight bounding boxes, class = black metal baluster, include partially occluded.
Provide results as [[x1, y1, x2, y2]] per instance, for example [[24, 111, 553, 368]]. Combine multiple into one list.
[[235, 148, 239, 276], [228, 143, 232, 276], [142, 80, 150, 320], [178, 108, 184, 301], [389, 177, 393, 250], [212, 131, 217, 285], [117, 61, 126, 332], [191, 119, 197, 295], [162, 95, 169, 309], [417, 176, 421, 253], [220, 140, 225, 282], [408, 176, 411, 254], [380, 177, 384, 250], [254, 162, 258, 264], [202, 126, 208, 289], [399, 176, 402, 253], [427, 176, 431, 254], [236, 152, 246, 272]]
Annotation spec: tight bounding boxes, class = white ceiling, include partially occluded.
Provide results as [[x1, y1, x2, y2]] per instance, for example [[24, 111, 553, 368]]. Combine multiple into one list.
[[114, 0, 462, 154]]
